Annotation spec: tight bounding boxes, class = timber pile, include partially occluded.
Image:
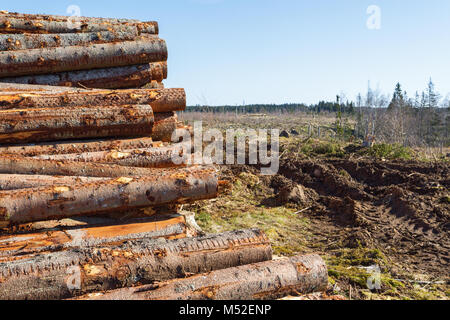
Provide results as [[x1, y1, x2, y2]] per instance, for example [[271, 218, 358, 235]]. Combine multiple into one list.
[[0, 11, 329, 300]]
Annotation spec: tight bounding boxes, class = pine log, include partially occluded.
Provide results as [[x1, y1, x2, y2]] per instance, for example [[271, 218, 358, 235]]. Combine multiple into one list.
[[0, 174, 105, 190], [0, 39, 167, 77], [0, 229, 272, 300], [0, 104, 154, 144], [75, 254, 327, 300], [0, 155, 210, 178], [0, 137, 161, 156], [0, 12, 158, 34], [0, 31, 141, 51], [34, 143, 189, 168], [0, 214, 187, 261], [0, 82, 88, 93], [152, 112, 178, 142], [0, 63, 167, 89], [0, 87, 184, 112], [0, 166, 218, 225]]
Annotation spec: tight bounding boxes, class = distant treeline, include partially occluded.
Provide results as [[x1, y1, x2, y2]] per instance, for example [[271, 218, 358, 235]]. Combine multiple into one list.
[[186, 101, 355, 114]]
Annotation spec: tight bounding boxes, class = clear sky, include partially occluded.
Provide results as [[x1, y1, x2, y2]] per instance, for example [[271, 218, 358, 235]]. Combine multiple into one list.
[[2, 0, 449, 105]]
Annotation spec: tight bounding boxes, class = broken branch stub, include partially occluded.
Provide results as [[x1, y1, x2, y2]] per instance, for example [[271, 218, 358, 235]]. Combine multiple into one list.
[[0, 229, 272, 300], [0, 166, 218, 225]]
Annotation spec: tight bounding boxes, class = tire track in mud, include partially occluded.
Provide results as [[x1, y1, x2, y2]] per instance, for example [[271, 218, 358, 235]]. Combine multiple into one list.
[[274, 157, 449, 275]]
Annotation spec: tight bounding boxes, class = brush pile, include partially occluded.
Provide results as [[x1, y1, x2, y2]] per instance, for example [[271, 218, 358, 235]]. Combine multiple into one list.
[[0, 11, 328, 300]]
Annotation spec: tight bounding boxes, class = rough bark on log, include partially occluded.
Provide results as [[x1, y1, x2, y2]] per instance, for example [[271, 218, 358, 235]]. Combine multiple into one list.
[[34, 143, 189, 168], [0, 166, 218, 225], [152, 112, 178, 142], [0, 39, 167, 77], [0, 63, 167, 89], [0, 214, 187, 261], [0, 31, 141, 51], [0, 137, 161, 157], [0, 229, 272, 300], [0, 174, 105, 190], [75, 254, 327, 300], [0, 82, 88, 93], [0, 87, 184, 113], [0, 104, 154, 143], [0, 155, 211, 178], [0, 12, 158, 34]]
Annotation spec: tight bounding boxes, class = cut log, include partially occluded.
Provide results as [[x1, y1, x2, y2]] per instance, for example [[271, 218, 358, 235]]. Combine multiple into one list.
[[0, 31, 141, 51], [0, 174, 105, 190], [0, 12, 158, 34], [0, 137, 161, 156], [0, 229, 272, 300], [0, 166, 218, 225], [0, 87, 185, 113], [0, 63, 167, 89], [0, 214, 187, 261], [75, 254, 327, 300], [0, 104, 154, 143], [0, 154, 210, 178], [0, 39, 167, 77], [0, 82, 88, 93], [34, 143, 190, 168], [152, 112, 179, 142]]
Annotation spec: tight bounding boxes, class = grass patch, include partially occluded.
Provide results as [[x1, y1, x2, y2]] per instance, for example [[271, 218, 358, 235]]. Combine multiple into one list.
[[366, 143, 413, 160]]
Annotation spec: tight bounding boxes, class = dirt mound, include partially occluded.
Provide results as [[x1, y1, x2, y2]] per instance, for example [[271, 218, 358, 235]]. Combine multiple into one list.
[[274, 157, 449, 276]]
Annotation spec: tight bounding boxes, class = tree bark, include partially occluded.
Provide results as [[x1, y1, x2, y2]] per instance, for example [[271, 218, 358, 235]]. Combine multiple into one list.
[[0, 82, 88, 93], [0, 104, 154, 143], [34, 143, 189, 168], [0, 174, 105, 190], [0, 214, 187, 260], [0, 137, 161, 156], [0, 39, 167, 77], [0, 229, 272, 300], [0, 63, 167, 89], [0, 154, 209, 178], [74, 254, 327, 300], [0, 31, 141, 51], [152, 112, 179, 142], [0, 166, 218, 225], [0, 87, 184, 113], [0, 13, 158, 34]]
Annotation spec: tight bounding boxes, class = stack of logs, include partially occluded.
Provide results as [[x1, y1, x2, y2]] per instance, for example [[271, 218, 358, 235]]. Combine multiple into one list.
[[0, 11, 328, 300]]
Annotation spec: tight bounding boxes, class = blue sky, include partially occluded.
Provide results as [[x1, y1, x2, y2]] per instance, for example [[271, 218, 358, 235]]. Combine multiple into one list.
[[2, 0, 449, 105]]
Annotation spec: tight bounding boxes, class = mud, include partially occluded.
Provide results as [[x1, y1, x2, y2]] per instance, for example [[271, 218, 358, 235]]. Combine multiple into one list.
[[226, 157, 449, 277]]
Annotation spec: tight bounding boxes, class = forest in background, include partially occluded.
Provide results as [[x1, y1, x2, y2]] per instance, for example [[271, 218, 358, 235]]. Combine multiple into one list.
[[185, 79, 449, 149]]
